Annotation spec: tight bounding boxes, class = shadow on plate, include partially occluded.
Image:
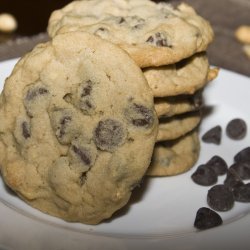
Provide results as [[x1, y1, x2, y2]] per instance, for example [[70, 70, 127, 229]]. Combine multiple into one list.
[[0, 177, 18, 197], [104, 176, 153, 223]]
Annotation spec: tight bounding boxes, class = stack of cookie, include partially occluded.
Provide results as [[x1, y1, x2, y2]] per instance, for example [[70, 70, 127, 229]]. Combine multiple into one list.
[[145, 54, 219, 176], [48, 0, 217, 177], [0, 0, 216, 225]]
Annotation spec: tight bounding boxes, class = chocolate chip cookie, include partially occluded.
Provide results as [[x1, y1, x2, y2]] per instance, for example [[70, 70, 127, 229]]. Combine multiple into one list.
[[48, 0, 214, 67], [0, 31, 158, 224]]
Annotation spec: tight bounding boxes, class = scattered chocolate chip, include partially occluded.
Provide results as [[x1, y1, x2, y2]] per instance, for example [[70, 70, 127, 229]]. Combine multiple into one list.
[[81, 80, 93, 97], [93, 119, 126, 152], [59, 116, 72, 137], [191, 164, 217, 186], [234, 147, 250, 163], [146, 32, 171, 47], [50, 109, 76, 144], [194, 207, 222, 230], [69, 137, 97, 170], [26, 87, 49, 101], [207, 185, 234, 211], [206, 156, 228, 175], [125, 103, 154, 128], [77, 80, 96, 114], [224, 168, 244, 191], [24, 82, 51, 116], [202, 125, 222, 145], [22, 121, 31, 139], [233, 183, 250, 202], [229, 162, 250, 180], [71, 145, 92, 166], [226, 118, 247, 140]]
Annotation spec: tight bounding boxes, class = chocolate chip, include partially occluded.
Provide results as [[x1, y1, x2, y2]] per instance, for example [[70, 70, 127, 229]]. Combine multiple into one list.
[[50, 109, 76, 144], [93, 119, 126, 152], [191, 164, 217, 186], [77, 80, 96, 115], [59, 116, 72, 137], [194, 207, 222, 230], [69, 137, 97, 170], [202, 125, 222, 145], [233, 183, 250, 202], [81, 80, 92, 97], [207, 185, 234, 211], [226, 118, 247, 140], [146, 32, 171, 47], [26, 87, 49, 101], [22, 121, 31, 139], [234, 147, 250, 163], [206, 156, 228, 175], [71, 145, 92, 166], [125, 103, 154, 128], [229, 162, 250, 180], [24, 82, 50, 116], [224, 168, 244, 191]]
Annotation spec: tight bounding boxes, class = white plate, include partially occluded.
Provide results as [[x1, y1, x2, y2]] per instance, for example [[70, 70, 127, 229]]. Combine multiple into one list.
[[0, 59, 250, 250]]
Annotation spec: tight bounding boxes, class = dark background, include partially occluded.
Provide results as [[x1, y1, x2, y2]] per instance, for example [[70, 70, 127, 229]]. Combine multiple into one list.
[[0, 0, 250, 76], [0, 0, 72, 36]]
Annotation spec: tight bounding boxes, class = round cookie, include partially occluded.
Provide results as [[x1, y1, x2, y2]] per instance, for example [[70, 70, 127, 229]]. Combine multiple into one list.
[[154, 90, 203, 118], [0, 31, 158, 224], [48, 0, 214, 68], [157, 111, 201, 141], [147, 130, 200, 176], [143, 53, 209, 97]]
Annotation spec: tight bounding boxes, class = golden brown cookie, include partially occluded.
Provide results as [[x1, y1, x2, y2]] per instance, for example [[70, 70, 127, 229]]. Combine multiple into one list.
[[48, 0, 214, 67], [0, 31, 158, 224]]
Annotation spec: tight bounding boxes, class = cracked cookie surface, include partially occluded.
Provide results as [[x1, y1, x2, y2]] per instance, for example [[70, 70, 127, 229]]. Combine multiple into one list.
[[0, 31, 158, 224]]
